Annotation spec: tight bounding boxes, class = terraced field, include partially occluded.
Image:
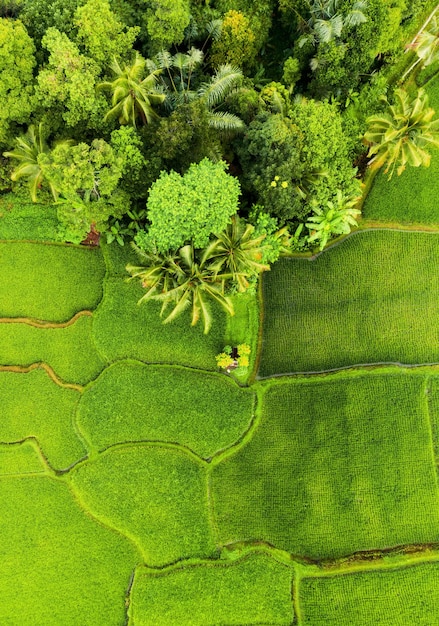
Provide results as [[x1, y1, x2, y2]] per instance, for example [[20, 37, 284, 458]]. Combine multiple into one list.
[[4, 209, 439, 622]]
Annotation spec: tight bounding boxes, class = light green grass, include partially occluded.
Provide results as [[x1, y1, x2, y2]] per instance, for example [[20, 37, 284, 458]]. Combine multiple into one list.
[[0, 368, 85, 469], [299, 560, 439, 625], [225, 291, 260, 384], [211, 370, 439, 560], [93, 242, 226, 369], [129, 552, 294, 626], [77, 361, 255, 458], [0, 242, 105, 322], [0, 441, 47, 476], [0, 315, 106, 384], [0, 475, 139, 626], [259, 230, 439, 376], [69, 444, 216, 566], [0, 192, 59, 241]]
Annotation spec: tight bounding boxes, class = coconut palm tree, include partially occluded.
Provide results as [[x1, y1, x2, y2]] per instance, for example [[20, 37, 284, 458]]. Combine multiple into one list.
[[126, 242, 234, 334], [306, 189, 360, 250], [402, 16, 439, 81], [364, 87, 439, 179], [3, 123, 62, 202], [149, 49, 245, 133], [99, 52, 166, 127], [202, 216, 270, 292], [298, 0, 368, 47]]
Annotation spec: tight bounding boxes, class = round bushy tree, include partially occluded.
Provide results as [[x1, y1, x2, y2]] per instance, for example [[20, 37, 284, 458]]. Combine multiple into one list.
[[145, 158, 241, 252]]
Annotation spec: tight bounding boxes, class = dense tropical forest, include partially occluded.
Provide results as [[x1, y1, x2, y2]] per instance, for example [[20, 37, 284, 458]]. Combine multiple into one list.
[[4, 0, 439, 624]]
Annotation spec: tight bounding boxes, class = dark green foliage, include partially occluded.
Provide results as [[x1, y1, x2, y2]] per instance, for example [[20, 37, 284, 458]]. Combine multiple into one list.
[[0, 368, 83, 468], [212, 371, 439, 559], [78, 361, 255, 458], [0, 476, 139, 625], [130, 552, 294, 625], [21, 0, 84, 44], [0, 241, 105, 322], [259, 231, 439, 375], [69, 444, 216, 565]]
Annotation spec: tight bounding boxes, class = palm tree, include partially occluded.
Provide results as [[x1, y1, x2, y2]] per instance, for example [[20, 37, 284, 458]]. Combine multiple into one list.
[[402, 16, 439, 81], [298, 0, 368, 47], [306, 189, 360, 250], [149, 49, 245, 133], [202, 216, 270, 292], [364, 88, 439, 179], [99, 52, 166, 127], [3, 123, 61, 202], [126, 243, 234, 334]]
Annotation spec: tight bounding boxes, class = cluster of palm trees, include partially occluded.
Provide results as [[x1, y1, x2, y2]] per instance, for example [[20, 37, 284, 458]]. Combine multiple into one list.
[[126, 216, 270, 334], [98, 49, 245, 132]]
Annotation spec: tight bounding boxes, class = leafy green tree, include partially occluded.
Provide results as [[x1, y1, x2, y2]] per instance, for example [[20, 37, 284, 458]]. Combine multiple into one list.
[[3, 124, 66, 201], [0, 18, 36, 145], [145, 158, 241, 252], [99, 53, 165, 127], [202, 215, 270, 292], [40, 139, 125, 241], [403, 15, 439, 81], [36, 28, 106, 129], [74, 0, 139, 66], [110, 126, 149, 199], [306, 189, 360, 250], [298, 0, 368, 48], [210, 10, 258, 70], [364, 88, 439, 179], [127, 242, 235, 334], [145, 0, 191, 53], [20, 0, 82, 45]]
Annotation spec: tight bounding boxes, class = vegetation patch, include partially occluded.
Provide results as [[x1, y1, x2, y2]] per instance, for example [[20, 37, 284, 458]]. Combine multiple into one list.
[[77, 361, 255, 458], [0, 192, 59, 241], [0, 315, 106, 384], [299, 559, 439, 625], [211, 371, 439, 560], [0, 476, 138, 626], [0, 242, 105, 322], [69, 444, 216, 566], [0, 368, 84, 469], [0, 441, 47, 476], [93, 272, 226, 370], [129, 551, 294, 626], [259, 230, 439, 376]]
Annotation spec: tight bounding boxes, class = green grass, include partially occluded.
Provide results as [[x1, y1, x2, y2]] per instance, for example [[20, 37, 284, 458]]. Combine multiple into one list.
[[299, 559, 439, 625], [129, 551, 294, 626], [0, 242, 105, 322], [0, 368, 85, 469], [77, 361, 255, 458], [69, 444, 216, 566], [0, 192, 59, 241], [93, 243, 227, 369], [0, 315, 107, 384], [0, 475, 139, 626], [259, 230, 439, 375], [211, 370, 439, 560], [225, 291, 260, 384], [0, 441, 48, 476]]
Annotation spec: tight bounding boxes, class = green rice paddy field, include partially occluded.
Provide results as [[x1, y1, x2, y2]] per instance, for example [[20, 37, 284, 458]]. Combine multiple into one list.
[[5, 142, 439, 622]]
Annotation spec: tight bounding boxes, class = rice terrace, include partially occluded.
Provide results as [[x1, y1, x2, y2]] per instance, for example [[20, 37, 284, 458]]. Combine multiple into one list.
[[4, 0, 439, 624]]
